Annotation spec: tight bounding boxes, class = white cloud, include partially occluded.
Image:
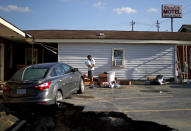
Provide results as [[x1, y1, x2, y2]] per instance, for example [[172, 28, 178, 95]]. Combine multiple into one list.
[[0, 5, 30, 12], [113, 7, 136, 14], [147, 8, 158, 12], [93, 2, 104, 8]]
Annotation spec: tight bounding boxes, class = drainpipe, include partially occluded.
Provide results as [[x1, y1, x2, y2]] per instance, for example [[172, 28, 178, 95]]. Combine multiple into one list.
[[183, 45, 185, 81], [186, 45, 188, 80], [174, 45, 177, 83]]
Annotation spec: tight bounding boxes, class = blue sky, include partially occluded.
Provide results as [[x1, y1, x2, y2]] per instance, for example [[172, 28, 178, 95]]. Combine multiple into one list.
[[0, 0, 191, 32]]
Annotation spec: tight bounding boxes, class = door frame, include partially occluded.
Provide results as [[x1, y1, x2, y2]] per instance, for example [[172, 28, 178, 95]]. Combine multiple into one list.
[[0, 43, 4, 81], [177, 45, 191, 79]]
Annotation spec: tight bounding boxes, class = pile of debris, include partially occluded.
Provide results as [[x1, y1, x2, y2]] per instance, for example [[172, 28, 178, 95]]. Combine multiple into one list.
[[0, 112, 26, 131], [84, 72, 120, 88], [0, 104, 26, 131], [146, 75, 165, 85], [97, 72, 120, 88]]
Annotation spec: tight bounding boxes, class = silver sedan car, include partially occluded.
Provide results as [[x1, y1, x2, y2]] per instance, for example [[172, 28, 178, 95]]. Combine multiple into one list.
[[2, 63, 84, 108]]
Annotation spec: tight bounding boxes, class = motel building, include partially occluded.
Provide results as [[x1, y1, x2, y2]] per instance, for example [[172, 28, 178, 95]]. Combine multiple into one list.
[[1, 17, 191, 83]]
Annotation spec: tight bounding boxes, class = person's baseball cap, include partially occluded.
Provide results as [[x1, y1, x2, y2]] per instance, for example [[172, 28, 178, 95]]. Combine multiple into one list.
[[87, 55, 92, 58]]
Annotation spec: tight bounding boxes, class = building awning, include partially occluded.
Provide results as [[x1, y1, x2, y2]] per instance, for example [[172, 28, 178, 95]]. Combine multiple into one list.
[[0, 17, 29, 42]]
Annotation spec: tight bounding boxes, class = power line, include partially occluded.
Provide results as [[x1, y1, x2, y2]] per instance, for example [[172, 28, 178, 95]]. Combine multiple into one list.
[[136, 22, 154, 26], [147, 23, 156, 31]]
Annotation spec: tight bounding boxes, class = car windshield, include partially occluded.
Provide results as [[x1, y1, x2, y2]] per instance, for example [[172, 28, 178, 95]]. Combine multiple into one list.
[[10, 67, 48, 81]]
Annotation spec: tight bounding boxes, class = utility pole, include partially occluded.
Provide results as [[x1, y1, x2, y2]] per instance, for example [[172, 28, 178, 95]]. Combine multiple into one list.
[[131, 20, 135, 31], [171, 18, 173, 32], [156, 20, 160, 32]]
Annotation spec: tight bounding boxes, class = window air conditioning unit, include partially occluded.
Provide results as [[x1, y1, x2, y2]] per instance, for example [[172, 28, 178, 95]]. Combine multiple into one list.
[[114, 59, 123, 66]]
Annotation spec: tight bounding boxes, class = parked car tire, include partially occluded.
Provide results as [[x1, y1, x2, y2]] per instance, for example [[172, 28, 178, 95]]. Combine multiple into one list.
[[77, 78, 84, 94], [55, 90, 63, 109]]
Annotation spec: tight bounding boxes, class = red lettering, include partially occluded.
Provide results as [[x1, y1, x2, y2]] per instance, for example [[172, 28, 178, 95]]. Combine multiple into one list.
[[175, 10, 179, 14], [163, 9, 181, 14], [163, 10, 168, 14]]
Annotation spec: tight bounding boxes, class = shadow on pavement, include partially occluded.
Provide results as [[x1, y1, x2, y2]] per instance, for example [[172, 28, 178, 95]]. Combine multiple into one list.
[[0, 102, 176, 131], [169, 84, 191, 88]]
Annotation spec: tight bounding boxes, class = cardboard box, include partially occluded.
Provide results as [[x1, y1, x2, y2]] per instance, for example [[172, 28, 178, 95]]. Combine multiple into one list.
[[98, 77, 107, 82], [84, 81, 90, 86], [84, 78, 90, 82], [98, 73, 107, 78], [84, 81, 98, 86], [147, 76, 156, 81], [119, 80, 131, 85]]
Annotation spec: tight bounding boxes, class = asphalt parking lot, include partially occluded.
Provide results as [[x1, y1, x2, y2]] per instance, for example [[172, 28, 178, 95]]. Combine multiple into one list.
[[1, 84, 191, 131], [62, 84, 191, 131]]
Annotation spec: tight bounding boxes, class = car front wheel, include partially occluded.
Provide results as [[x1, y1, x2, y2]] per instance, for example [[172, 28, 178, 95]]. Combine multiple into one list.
[[77, 78, 84, 94]]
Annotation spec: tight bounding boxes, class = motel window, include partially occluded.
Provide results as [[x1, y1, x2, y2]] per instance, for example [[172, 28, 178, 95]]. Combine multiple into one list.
[[112, 48, 125, 67]]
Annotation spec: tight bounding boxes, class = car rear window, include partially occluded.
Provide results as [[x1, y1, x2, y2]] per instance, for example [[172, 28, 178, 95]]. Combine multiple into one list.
[[23, 68, 48, 80], [10, 68, 48, 81]]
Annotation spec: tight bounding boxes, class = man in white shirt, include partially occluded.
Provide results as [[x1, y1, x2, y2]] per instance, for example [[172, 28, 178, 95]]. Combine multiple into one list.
[[87, 55, 95, 88]]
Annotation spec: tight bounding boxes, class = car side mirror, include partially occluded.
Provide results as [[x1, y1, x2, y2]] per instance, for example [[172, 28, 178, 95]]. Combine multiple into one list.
[[73, 68, 78, 72]]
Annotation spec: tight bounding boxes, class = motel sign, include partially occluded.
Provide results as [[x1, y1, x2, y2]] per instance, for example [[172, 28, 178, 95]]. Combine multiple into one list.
[[162, 5, 182, 18]]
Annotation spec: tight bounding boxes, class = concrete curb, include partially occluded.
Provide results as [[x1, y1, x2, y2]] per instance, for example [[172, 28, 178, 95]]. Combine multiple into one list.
[[10, 120, 26, 131]]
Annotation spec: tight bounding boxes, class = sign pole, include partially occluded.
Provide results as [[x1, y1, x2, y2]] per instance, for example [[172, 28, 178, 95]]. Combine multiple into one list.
[[171, 17, 173, 32], [162, 4, 182, 32]]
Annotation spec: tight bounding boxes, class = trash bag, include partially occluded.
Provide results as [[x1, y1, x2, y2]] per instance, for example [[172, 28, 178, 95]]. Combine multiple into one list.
[[154, 75, 165, 85]]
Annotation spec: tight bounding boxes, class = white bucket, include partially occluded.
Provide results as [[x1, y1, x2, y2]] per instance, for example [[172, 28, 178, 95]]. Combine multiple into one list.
[[107, 71, 115, 82]]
